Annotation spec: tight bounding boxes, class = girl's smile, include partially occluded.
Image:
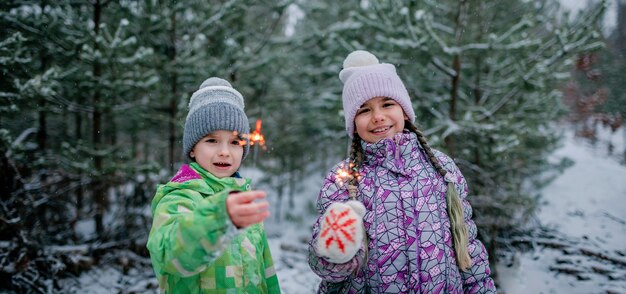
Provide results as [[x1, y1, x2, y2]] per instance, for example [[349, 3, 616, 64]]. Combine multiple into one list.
[[370, 126, 392, 135], [354, 96, 408, 143]]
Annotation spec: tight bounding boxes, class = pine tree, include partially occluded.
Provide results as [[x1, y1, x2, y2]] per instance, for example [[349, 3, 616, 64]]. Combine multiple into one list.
[[290, 0, 606, 266]]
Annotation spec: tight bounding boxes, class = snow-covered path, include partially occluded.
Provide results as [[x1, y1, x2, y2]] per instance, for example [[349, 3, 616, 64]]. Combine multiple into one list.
[[497, 128, 626, 293]]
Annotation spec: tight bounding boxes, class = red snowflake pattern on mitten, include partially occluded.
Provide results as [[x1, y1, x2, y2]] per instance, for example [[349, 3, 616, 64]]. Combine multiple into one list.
[[321, 207, 357, 252], [316, 201, 365, 263]]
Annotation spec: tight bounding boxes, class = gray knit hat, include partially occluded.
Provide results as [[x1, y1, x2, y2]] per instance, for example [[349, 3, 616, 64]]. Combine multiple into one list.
[[183, 77, 250, 160]]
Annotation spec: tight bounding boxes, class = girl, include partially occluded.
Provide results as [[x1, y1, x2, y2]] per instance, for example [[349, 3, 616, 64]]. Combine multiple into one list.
[[147, 77, 280, 293], [308, 51, 496, 293]]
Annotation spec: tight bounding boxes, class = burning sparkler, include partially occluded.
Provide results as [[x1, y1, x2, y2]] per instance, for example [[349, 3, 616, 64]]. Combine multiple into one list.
[[249, 119, 265, 147], [238, 118, 266, 167], [334, 162, 360, 189]]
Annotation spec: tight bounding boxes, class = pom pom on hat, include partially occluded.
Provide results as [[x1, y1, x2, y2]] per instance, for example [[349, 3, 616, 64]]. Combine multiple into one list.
[[200, 77, 232, 88], [343, 50, 380, 68], [183, 77, 250, 160], [339, 50, 415, 137]]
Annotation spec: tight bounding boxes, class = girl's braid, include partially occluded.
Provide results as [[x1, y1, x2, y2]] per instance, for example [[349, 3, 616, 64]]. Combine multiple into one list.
[[348, 133, 364, 198], [348, 133, 368, 262], [405, 120, 472, 271], [405, 122, 447, 178]]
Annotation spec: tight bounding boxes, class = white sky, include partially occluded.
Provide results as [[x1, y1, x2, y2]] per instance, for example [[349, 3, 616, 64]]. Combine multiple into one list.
[[559, 0, 618, 34]]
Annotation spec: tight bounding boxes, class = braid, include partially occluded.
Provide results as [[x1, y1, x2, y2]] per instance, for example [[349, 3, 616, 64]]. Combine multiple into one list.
[[348, 134, 364, 198], [348, 133, 368, 263], [405, 121, 472, 271], [405, 122, 448, 179]]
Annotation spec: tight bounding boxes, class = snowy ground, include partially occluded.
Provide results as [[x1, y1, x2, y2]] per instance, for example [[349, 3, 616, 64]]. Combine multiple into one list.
[[497, 126, 626, 294], [248, 167, 322, 294], [60, 126, 626, 293]]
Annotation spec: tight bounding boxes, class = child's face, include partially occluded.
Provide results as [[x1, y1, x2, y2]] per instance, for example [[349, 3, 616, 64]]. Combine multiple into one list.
[[190, 130, 244, 178], [354, 96, 407, 143]]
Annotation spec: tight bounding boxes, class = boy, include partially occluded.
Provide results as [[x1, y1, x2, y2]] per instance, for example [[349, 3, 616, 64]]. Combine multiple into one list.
[[147, 77, 280, 293]]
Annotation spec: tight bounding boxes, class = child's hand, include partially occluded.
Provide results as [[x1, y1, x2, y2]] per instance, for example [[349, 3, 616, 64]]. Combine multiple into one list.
[[226, 190, 270, 228], [316, 200, 366, 264]]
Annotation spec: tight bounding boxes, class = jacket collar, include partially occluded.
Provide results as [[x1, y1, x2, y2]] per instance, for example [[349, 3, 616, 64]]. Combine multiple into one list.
[[361, 131, 425, 176], [188, 162, 250, 192]]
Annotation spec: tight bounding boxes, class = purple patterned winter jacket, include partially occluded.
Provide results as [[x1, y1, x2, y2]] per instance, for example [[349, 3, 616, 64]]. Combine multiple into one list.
[[308, 132, 496, 294]]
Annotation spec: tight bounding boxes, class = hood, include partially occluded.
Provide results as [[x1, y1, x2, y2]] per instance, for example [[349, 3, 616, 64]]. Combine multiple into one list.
[[151, 162, 251, 214]]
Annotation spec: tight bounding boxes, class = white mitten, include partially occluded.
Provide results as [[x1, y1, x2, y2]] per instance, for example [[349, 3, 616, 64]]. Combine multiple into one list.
[[316, 200, 366, 264]]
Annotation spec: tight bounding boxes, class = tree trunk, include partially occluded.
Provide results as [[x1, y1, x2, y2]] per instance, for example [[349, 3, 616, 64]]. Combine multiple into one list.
[[446, 0, 468, 156], [37, 0, 49, 235], [616, 1, 626, 54], [143, 141, 149, 162], [92, 0, 105, 237], [487, 225, 498, 280], [37, 0, 49, 166], [275, 177, 283, 222], [288, 169, 295, 209], [131, 130, 138, 160], [473, 57, 482, 167], [168, 11, 178, 171], [108, 112, 117, 146], [75, 113, 83, 216], [37, 109, 46, 151], [472, 0, 487, 167], [446, 55, 460, 156]]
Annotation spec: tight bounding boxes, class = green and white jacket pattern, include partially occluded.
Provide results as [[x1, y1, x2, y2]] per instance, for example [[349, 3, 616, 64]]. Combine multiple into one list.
[[147, 162, 280, 293]]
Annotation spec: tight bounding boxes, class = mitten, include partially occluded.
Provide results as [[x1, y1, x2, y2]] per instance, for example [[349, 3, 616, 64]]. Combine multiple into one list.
[[316, 200, 366, 264]]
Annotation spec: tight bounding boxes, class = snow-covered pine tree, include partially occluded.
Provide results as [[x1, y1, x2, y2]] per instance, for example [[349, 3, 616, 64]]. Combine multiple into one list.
[[131, 0, 229, 172], [289, 0, 606, 266], [0, 4, 32, 243], [0, 1, 94, 246], [0, 1, 105, 291], [66, 0, 157, 237], [253, 1, 377, 220], [412, 0, 605, 258], [2, 0, 157, 240]]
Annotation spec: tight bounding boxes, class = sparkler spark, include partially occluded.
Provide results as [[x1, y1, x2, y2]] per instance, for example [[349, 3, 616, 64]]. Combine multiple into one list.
[[236, 119, 267, 149], [334, 162, 360, 187], [249, 119, 265, 147]]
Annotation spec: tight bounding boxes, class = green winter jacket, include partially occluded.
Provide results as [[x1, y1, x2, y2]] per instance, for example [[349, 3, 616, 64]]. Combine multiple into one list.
[[146, 162, 280, 293]]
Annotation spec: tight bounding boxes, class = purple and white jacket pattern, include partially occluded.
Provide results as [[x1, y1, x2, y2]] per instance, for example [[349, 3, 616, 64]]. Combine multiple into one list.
[[308, 132, 496, 294]]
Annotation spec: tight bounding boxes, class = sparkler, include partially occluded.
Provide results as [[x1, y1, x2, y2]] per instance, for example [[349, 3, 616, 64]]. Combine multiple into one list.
[[249, 119, 265, 147], [334, 162, 360, 199], [245, 119, 266, 167]]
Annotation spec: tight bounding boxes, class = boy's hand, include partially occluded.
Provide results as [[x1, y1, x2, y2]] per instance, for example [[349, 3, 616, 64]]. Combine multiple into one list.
[[226, 190, 270, 228]]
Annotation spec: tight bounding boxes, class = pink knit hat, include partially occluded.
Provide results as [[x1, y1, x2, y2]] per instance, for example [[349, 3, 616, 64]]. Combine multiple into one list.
[[339, 50, 415, 137]]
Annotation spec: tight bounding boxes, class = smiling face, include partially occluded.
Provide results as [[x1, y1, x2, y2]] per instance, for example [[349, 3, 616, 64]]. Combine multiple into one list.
[[189, 130, 245, 178], [354, 96, 408, 143]]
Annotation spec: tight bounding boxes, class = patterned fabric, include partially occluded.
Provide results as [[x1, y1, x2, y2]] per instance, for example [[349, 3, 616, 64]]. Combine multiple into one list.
[[308, 131, 496, 294], [147, 162, 280, 293]]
